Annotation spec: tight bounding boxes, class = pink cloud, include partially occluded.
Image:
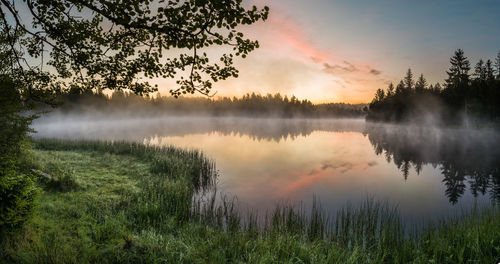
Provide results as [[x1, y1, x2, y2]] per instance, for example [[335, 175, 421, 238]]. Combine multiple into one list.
[[264, 11, 386, 82], [268, 14, 330, 64], [279, 170, 326, 196]]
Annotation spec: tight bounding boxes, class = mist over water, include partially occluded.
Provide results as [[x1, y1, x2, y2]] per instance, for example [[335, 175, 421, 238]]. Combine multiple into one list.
[[32, 111, 499, 225]]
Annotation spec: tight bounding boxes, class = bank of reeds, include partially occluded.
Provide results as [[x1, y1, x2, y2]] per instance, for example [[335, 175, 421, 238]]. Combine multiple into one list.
[[2, 139, 498, 263]]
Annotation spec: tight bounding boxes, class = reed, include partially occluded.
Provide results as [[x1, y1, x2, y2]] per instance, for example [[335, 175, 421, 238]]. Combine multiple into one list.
[[2, 139, 498, 263]]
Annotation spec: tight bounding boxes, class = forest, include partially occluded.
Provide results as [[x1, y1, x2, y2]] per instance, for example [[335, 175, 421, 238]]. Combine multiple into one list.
[[59, 91, 367, 118], [367, 49, 500, 126]]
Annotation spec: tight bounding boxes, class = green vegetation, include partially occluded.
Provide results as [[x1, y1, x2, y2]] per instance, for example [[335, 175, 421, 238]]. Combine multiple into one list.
[[0, 76, 38, 238], [2, 140, 499, 263]]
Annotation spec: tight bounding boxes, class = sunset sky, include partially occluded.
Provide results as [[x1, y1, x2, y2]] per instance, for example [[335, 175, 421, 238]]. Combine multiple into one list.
[[154, 0, 500, 103]]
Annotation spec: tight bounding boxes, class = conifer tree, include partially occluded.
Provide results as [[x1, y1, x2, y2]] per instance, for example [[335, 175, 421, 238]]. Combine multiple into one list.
[[495, 51, 500, 80], [387, 83, 395, 96], [445, 49, 471, 108], [446, 49, 471, 88], [374, 88, 385, 102], [486, 59, 495, 81], [403, 68, 414, 93], [395, 80, 405, 95], [473, 59, 486, 80], [415, 74, 428, 93]]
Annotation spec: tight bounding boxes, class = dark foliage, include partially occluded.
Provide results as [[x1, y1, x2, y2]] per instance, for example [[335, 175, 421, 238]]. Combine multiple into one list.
[[367, 49, 500, 126], [0, 0, 269, 97], [0, 75, 37, 239], [58, 91, 367, 118]]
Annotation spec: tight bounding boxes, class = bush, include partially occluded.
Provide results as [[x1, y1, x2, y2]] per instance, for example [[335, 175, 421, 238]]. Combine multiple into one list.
[[0, 75, 38, 240]]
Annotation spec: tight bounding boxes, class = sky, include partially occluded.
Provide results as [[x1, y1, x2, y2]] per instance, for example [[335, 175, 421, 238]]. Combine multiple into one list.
[[152, 0, 500, 103], [10, 0, 500, 103]]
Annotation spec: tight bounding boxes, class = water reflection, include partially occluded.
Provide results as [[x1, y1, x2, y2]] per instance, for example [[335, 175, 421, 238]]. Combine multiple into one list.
[[33, 115, 365, 142], [32, 116, 497, 221], [364, 123, 500, 204]]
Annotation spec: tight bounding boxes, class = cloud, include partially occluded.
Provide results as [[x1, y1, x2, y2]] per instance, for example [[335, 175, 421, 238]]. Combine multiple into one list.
[[323, 61, 358, 74], [213, 7, 392, 103]]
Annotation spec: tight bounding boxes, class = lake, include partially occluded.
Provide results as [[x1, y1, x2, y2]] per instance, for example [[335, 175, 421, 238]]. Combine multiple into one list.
[[32, 116, 499, 225]]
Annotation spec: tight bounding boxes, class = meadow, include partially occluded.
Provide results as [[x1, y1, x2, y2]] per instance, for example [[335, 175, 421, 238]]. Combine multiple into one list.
[[1, 139, 499, 263]]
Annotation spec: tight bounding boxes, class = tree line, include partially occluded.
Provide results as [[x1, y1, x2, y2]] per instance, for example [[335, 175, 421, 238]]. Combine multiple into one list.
[[60, 91, 367, 118], [367, 49, 500, 126]]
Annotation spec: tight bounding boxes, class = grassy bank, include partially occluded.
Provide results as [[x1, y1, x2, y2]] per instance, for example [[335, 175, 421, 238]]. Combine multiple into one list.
[[1, 139, 499, 263]]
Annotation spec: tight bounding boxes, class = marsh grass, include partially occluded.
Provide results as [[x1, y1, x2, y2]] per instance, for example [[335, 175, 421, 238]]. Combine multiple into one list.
[[2, 139, 499, 263], [37, 161, 79, 191]]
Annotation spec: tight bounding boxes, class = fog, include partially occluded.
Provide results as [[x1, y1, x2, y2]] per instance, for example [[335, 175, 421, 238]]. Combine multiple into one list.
[[32, 110, 366, 142], [32, 107, 500, 210]]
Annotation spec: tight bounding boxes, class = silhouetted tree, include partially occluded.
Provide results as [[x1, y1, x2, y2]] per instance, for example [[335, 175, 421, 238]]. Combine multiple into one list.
[[395, 80, 405, 95], [415, 74, 427, 93], [473, 59, 487, 81], [446, 49, 471, 87], [485, 59, 495, 81], [59, 91, 367, 118], [403, 68, 414, 93], [495, 51, 500, 80], [367, 48, 500, 125], [387, 83, 394, 96], [374, 88, 385, 102], [444, 49, 471, 110]]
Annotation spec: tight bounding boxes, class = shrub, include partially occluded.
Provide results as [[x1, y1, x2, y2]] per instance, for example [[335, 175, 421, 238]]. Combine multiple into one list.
[[0, 75, 38, 240]]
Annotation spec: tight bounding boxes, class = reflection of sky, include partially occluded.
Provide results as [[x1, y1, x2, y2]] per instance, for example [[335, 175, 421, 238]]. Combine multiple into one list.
[[32, 115, 492, 223], [149, 130, 489, 222]]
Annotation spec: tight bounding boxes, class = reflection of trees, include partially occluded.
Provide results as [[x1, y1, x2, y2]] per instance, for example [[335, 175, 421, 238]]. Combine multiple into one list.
[[365, 123, 500, 204], [34, 116, 366, 143]]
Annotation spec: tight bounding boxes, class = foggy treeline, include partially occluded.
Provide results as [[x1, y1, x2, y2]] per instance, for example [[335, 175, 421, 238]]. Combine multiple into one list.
[[59, 91, 367, 118], [365, 123, 500, 204], [33, 117, 365, 143], [367, 49, 500, 126]]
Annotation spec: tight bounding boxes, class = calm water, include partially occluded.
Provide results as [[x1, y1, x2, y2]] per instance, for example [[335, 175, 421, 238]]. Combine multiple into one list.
[[33, 116, 499, 223]]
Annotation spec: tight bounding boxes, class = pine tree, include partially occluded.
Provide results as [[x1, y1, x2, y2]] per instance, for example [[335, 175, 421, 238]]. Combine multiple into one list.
[[374, 88, 385, 102], [485, 59, 495, 81], [403, 68, 414, 93], [387, 83, 394, 96], [395, 80, 405, 95], [473, 59, 486, 80], [415, 74, 428, 93], [495, 51, 500, 80], [445, 49, 471, 110], [445, 49, 471, 88]]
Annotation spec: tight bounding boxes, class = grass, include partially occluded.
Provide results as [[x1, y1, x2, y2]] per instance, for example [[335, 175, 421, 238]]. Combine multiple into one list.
[[1, 139, 499, 263]]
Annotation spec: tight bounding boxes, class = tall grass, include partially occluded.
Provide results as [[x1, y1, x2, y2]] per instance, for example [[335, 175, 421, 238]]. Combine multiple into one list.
[[3, 139, 498, 263]]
